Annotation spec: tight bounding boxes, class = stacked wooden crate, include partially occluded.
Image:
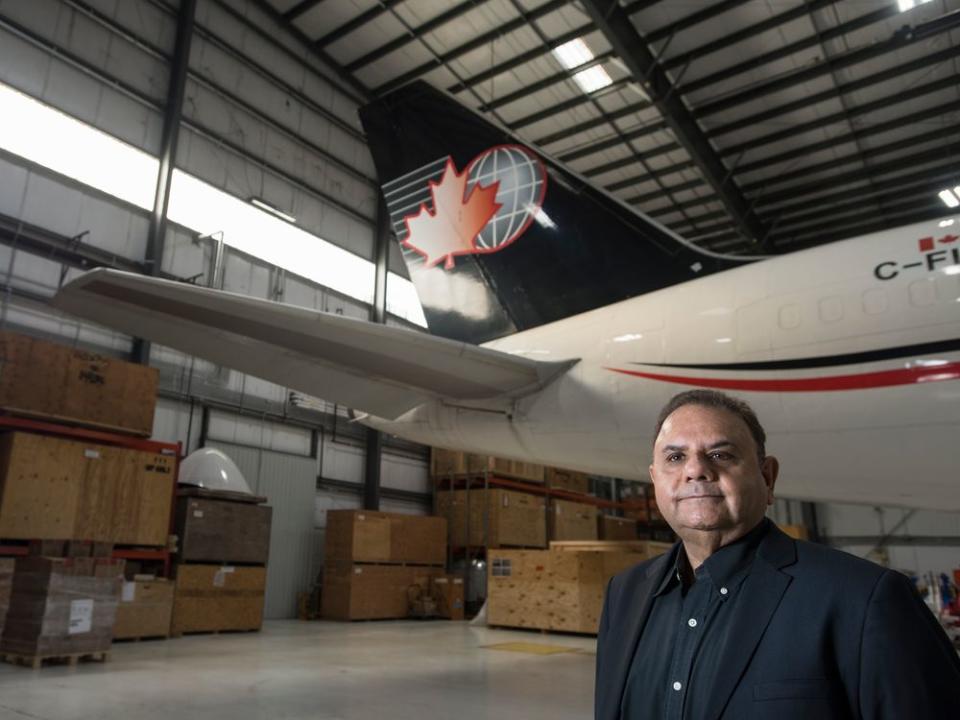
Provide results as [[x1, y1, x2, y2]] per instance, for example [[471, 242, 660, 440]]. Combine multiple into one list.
[[487, 540, 673, 635], [0, 558, 13, 639], [545, 468, 599, 542], [321, 510, 448, 620], [431, 448, 544, 483], [0, 331, 177, 661], [436, 489, 547, 548], [170, 487, 272, 636]]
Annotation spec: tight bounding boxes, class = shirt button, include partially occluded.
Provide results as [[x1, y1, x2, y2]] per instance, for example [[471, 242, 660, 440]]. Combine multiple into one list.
[[687, 618, 698, 628], [673, 681, 682, 691], [720, 587, 729, 595]]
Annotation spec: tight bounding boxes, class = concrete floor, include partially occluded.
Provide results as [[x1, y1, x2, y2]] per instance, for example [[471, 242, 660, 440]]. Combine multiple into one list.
[[0, 620, 597, 719]]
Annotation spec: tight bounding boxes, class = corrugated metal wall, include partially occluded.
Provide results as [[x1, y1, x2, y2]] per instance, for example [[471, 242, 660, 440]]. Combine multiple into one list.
[[207, 440, 318, 620]]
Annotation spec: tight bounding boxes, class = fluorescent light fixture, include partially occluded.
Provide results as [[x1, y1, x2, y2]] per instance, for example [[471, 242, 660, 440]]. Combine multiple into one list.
[[573, 65, 614, 94], [552, 38, 594, 70], [898, 0, 933, 11], [715, 337, 733, 344], [939, 189, 960, 208], [0, 80, 427, 327], [940, 219, 956, 227], [613, 333, 643, 343], [250, 197, 296, 224]]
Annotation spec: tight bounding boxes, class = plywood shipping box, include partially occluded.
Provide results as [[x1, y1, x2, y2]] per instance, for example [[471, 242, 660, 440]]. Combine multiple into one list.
[[0, 556, 124, 658], [0, 558, 13, 639], [431, 449, 544, 483], [321, 563, 443, 620], [599, 515, 639, 541], [431, 576, 465, 620], [549, 498, 598, 541], [0, 432, 173, 545], [175, 495, 272, 565], [113, 579, 174, 640], [545, 468, 591, 495], [487, 549, 642, 634], [325, 510, 446, 566], [0, 331, 158, 436], [171, 564, 265, 636], [436, 489, 546, 548], [550, 540, 675, 557]]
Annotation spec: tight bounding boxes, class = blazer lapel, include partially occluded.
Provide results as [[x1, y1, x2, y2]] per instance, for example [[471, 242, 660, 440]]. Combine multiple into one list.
[[602, 547, 676, 720], [705, 526, 797, 720]]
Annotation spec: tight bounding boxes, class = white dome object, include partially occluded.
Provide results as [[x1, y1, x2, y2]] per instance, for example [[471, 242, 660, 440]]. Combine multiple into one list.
[[179, 448, 252, 494]]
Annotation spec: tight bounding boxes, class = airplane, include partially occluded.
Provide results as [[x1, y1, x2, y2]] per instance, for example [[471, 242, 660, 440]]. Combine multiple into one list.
[[54, 81, 960, 511]]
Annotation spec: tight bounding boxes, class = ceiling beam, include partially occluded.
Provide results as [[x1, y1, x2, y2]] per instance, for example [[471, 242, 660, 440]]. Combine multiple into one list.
[[372, 0, 569, 96], [314, 0, 405, 48], [646, 0, 747, 44], [478, 51, 615, 112], [581, 0, 766, 243], [508, 80, 630, 129], [534, 100, 649, 146]]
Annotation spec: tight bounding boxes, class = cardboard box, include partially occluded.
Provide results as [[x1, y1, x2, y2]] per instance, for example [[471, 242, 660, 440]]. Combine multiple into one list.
[[321, 563, 443, 620], [0, 331, 157, 436], [545, 468, 591, 495], [431, 575, 465, 621], [0, 432, 173, 545], [436, 489, 546, 548], [549, 499, 598, 542], [0, 558, 13, 639], [324, 510, 446, 566], [170, 564, 265, 635], [487, 549, 643, 634], [431, 449, 544, 483], [175, 496, 272, 565], [113, 579, 174, 640], [599, 515, 638, 541], [0, 556, 124, 658]]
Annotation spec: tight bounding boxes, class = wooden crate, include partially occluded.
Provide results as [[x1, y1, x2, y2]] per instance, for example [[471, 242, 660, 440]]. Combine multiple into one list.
[[175, 494, 272, 565], [549, 498, 598, 542], [436, 489, 546, 548], [599, 515, 639, 541], [321, 563, 443, 620], [545, 468, 591, 495], [0, 331, 157, 436], [0, 558, 13, 639], [486, 549, 642, 634], [325, 510, 446, 566], [431, 449, 544, 483], [0, 556, 124, 658], [0, 432, 173, 545], [113, 579, 174, 640], [170, 564, 265, 635], [431, 575, 465, 621], [550, 540, 674, 559]]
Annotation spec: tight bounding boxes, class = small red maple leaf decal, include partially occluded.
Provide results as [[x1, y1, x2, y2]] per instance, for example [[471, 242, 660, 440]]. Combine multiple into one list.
[[401, 158, 501, 270]]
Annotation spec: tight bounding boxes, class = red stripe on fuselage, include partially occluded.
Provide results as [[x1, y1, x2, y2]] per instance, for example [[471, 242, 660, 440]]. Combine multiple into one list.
[[607, 362, 960, 392]]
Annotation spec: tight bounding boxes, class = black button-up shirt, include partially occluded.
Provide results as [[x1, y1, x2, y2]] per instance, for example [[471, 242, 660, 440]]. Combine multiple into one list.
[[620, 519, 770, 719]]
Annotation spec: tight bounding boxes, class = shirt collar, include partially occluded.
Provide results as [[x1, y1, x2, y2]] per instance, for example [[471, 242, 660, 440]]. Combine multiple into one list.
[[654, 518, 770, 596]]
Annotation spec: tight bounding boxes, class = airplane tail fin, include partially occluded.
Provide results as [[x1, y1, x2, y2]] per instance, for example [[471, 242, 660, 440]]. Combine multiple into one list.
[[359, 81, 750, 345]]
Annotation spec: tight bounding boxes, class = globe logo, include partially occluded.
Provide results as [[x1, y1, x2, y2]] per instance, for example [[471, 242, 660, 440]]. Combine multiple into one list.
[[466, 145, 547, 252]]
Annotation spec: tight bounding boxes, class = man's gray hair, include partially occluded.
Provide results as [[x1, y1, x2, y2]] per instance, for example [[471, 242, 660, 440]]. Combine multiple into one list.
[[653, 389, 767, 459]]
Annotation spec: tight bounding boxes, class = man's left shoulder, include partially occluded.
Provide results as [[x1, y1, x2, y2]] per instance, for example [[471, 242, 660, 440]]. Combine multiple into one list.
[[785, 536, 889, 590]]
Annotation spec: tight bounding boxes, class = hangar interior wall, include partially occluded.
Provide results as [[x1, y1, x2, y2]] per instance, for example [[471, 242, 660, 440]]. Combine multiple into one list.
[[0, 0, 956, 616]]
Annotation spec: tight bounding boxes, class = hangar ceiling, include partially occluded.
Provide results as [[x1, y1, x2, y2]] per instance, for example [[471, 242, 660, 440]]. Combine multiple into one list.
[[263, 0, 960, 255]]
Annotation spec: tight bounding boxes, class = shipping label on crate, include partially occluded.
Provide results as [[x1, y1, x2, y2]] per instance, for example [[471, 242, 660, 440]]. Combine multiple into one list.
[[68, 599, 94, 634], [121, 581, 136, 603], [213, 566, 236, 587]]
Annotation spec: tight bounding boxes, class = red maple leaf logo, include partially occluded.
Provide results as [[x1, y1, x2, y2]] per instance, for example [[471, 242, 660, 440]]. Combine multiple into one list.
[[401, 158, 501, 270]]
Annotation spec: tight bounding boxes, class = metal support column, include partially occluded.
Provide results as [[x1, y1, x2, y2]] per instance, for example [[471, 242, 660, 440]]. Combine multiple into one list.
[[133, 0, 196, 364], [362, 198, 391, 510]]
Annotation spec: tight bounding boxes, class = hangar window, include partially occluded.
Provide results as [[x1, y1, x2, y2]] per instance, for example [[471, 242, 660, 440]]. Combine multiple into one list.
[[777, 304, 801, 330], [908, 278, 937, 307], [818, 297, 843, 324], [861, 289, 887, 315]]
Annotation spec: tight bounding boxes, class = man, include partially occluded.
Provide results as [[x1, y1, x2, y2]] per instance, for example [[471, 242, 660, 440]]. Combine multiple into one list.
[[595, 389, 960, 719]]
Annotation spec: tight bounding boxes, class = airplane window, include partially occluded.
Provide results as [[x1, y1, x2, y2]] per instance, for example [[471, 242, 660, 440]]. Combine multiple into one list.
[[818, 297, 843, 323], [777, 304, 800, 330], [861, 288, 887, 315], [908, 278, 937, 307]]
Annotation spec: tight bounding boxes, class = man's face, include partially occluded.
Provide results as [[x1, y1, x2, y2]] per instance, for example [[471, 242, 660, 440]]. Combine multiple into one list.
[[649, 404, 778, 538]]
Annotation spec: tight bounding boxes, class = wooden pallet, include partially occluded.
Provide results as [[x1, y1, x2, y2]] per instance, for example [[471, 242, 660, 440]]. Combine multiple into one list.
[[3, 650, 110, 670], [112, 635, 169, 643], [170, 627, 260, 639]]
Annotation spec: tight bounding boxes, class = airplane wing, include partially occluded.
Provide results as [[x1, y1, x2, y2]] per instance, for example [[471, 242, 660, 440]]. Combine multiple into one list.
[[53, 269, 577, 419]]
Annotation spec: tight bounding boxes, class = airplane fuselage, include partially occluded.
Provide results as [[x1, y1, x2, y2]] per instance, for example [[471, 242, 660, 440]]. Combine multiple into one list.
[[367, 219, 960, 510]]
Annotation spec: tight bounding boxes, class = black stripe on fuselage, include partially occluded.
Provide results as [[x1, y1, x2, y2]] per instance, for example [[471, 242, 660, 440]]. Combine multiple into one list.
[[633, 338, 960, 371]]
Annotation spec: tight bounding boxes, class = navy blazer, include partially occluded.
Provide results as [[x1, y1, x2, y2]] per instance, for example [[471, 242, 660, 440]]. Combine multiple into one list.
[[595, 524, 960, 719]]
